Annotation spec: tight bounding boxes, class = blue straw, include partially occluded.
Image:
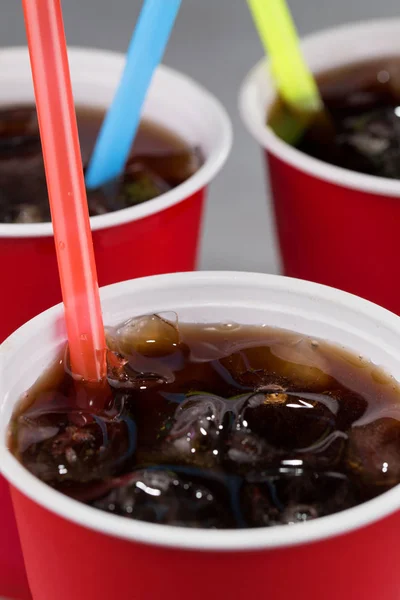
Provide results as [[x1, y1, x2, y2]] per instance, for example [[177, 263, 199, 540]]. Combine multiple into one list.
[[85, 0, 182, 189]]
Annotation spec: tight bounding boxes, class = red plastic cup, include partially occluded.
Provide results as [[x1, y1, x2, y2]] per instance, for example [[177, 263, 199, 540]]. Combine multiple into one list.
[[2, 271, 400, 600], [0, 48, 231, 599], [240, 18, 400, 315], [0, 46, 232, 344]]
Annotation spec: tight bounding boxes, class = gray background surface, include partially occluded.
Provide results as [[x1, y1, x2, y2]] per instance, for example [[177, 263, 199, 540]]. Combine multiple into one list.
[[0, 0, 397, 273]]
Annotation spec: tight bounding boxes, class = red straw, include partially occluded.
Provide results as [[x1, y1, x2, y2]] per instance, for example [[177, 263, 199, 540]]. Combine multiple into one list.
[[22, 0, 106, 383]]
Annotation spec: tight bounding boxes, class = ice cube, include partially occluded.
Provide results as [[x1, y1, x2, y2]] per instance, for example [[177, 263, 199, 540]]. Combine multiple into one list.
[[294, 430, 348, 470], [242, 469, 356, 527], [131, 147, 201, 186], [266, 340, 334, 390], [347, 418, 400, 487], [92, 468, 231, 528], [109, 313, 180, 358], [238, 391, 338, 452], [86, 192, 109, 216], [217, 351, 286, 392], [164, 393, 228, 468], [334, 390, 367, 431], [105, 314, 183, 389], [218, 339, 334, 392], [182, 322, 245, 364], [16, 407, 136, 484], [225, 428, 281, 472], [347, 132, 389, 156], [13, 203, 43, 224], [338, 108, 400, 179], [106, 357, 169, 391], [121, 161, 171, 206]]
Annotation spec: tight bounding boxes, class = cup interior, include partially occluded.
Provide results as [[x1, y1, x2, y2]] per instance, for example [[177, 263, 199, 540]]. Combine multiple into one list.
[[2, 271, 400, 550]]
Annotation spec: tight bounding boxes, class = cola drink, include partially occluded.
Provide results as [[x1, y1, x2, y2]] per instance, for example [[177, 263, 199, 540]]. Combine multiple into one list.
[[0, 105, 202, 223], [269, 56, 400, 180], [11, 313, 400, 528]]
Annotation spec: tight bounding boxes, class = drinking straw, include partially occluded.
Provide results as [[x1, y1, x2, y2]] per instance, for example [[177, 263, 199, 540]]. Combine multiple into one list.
[[247, 0, 323, 114], [247, 0, 327, 143], [22, 0, 107, 385], [85, 0, 182, 190]]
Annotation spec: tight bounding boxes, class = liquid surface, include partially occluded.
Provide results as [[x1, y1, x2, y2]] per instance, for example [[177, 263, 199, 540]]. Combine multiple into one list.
[[269, 57, 400, 179], [10, 315, 400, 529], [0, 105, 202, 223]]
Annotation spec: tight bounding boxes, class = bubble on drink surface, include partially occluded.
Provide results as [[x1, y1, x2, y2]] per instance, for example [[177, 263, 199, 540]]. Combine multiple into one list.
[[92, 468, 231, 528], [16, 403, 137, 484], [347, 418, 400, 487], [241, 469, 356, 527]]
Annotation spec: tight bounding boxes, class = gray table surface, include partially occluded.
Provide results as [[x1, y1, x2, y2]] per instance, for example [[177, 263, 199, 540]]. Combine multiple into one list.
[[0, 0, 398, 275]]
